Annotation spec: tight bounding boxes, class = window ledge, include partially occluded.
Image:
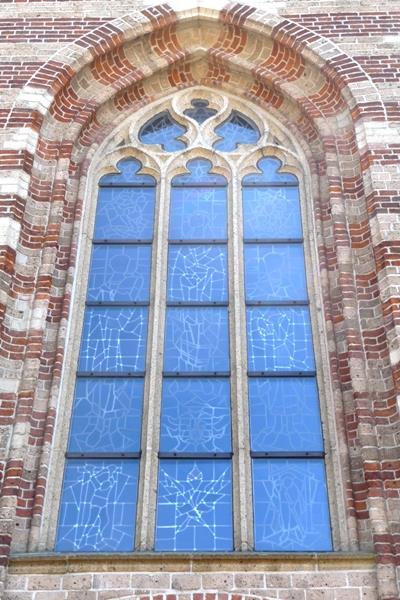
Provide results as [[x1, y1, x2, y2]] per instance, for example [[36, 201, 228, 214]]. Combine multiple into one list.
[[8, 551, 376, 574]]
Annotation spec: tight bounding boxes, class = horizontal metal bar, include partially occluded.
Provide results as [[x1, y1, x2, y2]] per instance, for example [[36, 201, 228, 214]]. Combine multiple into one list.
[[163, 371, 230, 378], [242, 182, 298, 188], [167, 301, 228, 307], [86, 301, 149, 307], [159, 452, 233, 459], [77, 372, 145, 378], [66, 452, 141, 459], [246, 300, 309, 307], [172, 183, 227, 188], [169, 239, 228, 245], [247, 371, 316, 377], [243, 238, 303, 244], [93, 239, 153, 245], [251, 451, 324, 459], [99, 183, 155, 188]]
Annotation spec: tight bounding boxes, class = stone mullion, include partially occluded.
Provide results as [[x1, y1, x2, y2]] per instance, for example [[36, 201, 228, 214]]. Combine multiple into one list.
[[229, 162, 253, 551], [135, 168, 168, 551]]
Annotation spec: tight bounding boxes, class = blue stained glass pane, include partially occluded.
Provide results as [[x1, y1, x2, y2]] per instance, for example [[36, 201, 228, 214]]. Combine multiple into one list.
[[56, 459, 138, 552], [68, 378, 144, 453], [246, 307, 315, 372], [214, 111, 260, 152], [242, 186, 302, 240], [94, 187, 155, 240], [169, 188, 227, 240], [172, 159, 226, 186], [243, 157, 298, 185], [167, 245, 228, 302], [164, 307, 229, 372], [244, 244, 307, 301], [184, 99, 217, 124], [156, 460, 233, 551], [99, 158, 156, 186], [139, 111, 187, 151], [87, 245, 152, 302], [248, 378, 323, 452], [160, 379, 231, 452], [78, 307, 147, 372], [252, 459, 332, 551]]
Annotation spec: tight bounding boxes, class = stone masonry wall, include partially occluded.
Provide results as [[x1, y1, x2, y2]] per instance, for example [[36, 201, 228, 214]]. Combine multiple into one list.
[[1, 1, 400, 599]]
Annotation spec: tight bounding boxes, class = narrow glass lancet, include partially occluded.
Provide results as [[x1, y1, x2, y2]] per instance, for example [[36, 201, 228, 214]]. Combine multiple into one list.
[[156, 158, 233, 551], [56, 158, 155, 552], [242, 158, 332, 552], [184, 99, 217, 124], [214, 110, 260, 151], [139, 111, 187, 151]]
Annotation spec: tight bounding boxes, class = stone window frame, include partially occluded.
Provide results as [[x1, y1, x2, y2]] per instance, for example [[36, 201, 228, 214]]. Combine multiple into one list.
[[42, 86, 348, 553]]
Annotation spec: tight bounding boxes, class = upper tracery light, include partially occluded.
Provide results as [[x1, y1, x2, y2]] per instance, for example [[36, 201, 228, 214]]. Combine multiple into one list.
[[139, 111, 187, 151], [183, 99, 218, 124]]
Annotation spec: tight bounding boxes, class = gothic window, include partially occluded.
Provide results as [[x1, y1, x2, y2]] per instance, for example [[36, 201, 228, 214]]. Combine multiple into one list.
[[55, 92, 332, 553]]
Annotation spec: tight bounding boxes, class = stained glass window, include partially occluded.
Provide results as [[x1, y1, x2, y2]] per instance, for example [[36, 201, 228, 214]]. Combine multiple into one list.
[[57, 158, 155, 552], [58, 100, 332, 554]]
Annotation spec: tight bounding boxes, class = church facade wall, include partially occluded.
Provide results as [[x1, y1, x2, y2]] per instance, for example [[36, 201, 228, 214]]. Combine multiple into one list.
[[0, 1, 400, 599]]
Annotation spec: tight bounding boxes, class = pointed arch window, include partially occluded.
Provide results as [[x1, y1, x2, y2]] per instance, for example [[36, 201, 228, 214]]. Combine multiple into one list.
[[55, 94, 332, 553]]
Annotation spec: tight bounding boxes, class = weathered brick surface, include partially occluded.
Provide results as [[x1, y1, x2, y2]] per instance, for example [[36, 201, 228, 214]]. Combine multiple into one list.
[[1, 2, 400, 600]]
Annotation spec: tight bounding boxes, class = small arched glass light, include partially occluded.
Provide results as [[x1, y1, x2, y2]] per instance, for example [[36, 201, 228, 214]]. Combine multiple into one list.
[[183, 99, 218, 124], [139, 111, 187, 151]]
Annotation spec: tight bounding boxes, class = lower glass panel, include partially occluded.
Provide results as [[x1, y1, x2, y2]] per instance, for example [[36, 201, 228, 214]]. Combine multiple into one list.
[[246, 307, 315, 372], [252, 458, 332, 551], [248, 378, 323, 452], [56, 459, 139, 552], [160, 378, 231, 453], [78, 307, 148, 372], [155, 459, 233, 551], [167, 245, 228, 303], [68, 378, 144, 453], [164, 307, 229, 372]]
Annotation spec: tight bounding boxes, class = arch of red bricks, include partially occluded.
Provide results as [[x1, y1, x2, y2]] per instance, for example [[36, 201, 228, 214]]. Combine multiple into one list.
[[0, 3, 398, 597]]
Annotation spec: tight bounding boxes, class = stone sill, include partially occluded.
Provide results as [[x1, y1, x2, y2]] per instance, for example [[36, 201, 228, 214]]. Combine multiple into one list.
[[8, 552, 376, 574]]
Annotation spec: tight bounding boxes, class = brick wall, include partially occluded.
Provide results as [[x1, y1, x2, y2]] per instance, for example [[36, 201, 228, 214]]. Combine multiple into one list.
[[1, 1, 400, 599]]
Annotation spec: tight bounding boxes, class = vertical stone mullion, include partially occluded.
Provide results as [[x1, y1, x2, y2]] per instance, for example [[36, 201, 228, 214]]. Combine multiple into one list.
[[135, 167, 169, 551], [229, 160, 253, 551]]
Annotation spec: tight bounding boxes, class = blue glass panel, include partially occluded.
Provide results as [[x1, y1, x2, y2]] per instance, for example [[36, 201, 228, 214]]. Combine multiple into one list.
[[156, 460, 233, 551], [172, 159, 226, 186], [248, 378, 323, 452], [244, 244, 307, 301], [139, 111, 187, 151], [167, 245, 228, 302], [56, 459, 138, 552], [164, 307, 229, 372], [243, 157, 298, 185], [169, 187, 227, 240], [68, 378, 144, 453], [160, 379, 231, 452], [78, 307, 147, 372], [242, 186, 302, 240], [252, 459, 332, 551], [246, 307, 315, 372], [184, 99, 217, 124], [214, 111, 260, 152], [99, 158, 156, 186], [87, 245, 152, 302], [94, 187, 155, 240]]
